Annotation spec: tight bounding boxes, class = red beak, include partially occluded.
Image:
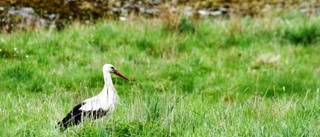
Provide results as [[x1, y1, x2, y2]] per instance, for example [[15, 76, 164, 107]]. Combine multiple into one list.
[[113, 70, 129, 81]]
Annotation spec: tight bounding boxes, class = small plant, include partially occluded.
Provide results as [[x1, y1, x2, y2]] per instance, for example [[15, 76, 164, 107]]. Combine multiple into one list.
[[0, 47, 27, 59], [160, 10, 195, 33], [178, 17, 195, 33], [282, 23, 320, 45]]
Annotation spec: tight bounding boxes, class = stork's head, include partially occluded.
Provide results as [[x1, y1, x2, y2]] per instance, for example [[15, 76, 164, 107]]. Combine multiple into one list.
[[103, 64, 129, 81]]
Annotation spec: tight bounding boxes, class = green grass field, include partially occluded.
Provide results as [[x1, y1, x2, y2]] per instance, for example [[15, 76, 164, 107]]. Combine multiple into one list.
[[1, 13, 320, 136]]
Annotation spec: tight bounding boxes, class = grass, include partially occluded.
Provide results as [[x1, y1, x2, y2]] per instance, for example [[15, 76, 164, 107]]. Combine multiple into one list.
[[0, 13, 320, 136]]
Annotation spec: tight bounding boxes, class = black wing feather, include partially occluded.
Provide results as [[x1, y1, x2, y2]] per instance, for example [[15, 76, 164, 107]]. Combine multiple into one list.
[[57, 102, 110, 130], [57, 102, 86, 130]]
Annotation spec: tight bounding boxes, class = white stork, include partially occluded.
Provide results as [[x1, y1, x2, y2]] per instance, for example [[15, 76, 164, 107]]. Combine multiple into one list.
[[57, 63, 129, 130]]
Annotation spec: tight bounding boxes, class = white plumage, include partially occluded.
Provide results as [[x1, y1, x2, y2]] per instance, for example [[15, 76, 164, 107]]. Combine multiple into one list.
[[80, 88, 119, 112], [57, 63, 128, 130]]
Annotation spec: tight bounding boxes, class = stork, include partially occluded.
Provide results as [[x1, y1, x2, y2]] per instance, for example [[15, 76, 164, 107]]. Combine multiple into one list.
[[57, 64, 129, 130]]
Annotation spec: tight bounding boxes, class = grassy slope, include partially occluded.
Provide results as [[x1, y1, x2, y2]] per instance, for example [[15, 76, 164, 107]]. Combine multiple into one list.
[[0, 14, 319, 136]]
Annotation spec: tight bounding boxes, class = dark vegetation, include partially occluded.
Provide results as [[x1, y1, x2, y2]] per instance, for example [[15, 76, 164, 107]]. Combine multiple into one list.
[[1, 0, 319, 32]]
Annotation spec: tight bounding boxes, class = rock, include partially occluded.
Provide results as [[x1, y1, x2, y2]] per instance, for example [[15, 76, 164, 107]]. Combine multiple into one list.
[[119, 16, 127, 21], [198, 10, 209, 16], [255, 53, 281, 66], [210, 10, 222, 16]]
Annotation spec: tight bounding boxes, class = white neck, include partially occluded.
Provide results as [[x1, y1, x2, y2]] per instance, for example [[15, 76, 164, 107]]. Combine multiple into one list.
[[101, 71, 115, 93], [103, 72, 114, 88], [99, 71, 119, 104]]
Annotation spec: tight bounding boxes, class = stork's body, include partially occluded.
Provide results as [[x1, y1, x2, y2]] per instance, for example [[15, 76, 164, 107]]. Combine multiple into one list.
[[58, 64, 128, 130]]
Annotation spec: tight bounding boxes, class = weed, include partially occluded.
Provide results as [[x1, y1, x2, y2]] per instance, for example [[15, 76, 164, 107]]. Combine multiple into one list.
[[282, 23, 320, 45]]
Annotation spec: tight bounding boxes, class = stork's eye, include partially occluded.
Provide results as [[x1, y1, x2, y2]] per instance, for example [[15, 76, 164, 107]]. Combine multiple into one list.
[[111, 67, 115, 70]]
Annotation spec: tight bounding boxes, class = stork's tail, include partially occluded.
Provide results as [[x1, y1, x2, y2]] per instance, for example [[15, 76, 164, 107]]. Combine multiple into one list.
[[57, 103, 86, 130], [57, 120, 68, 130]]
